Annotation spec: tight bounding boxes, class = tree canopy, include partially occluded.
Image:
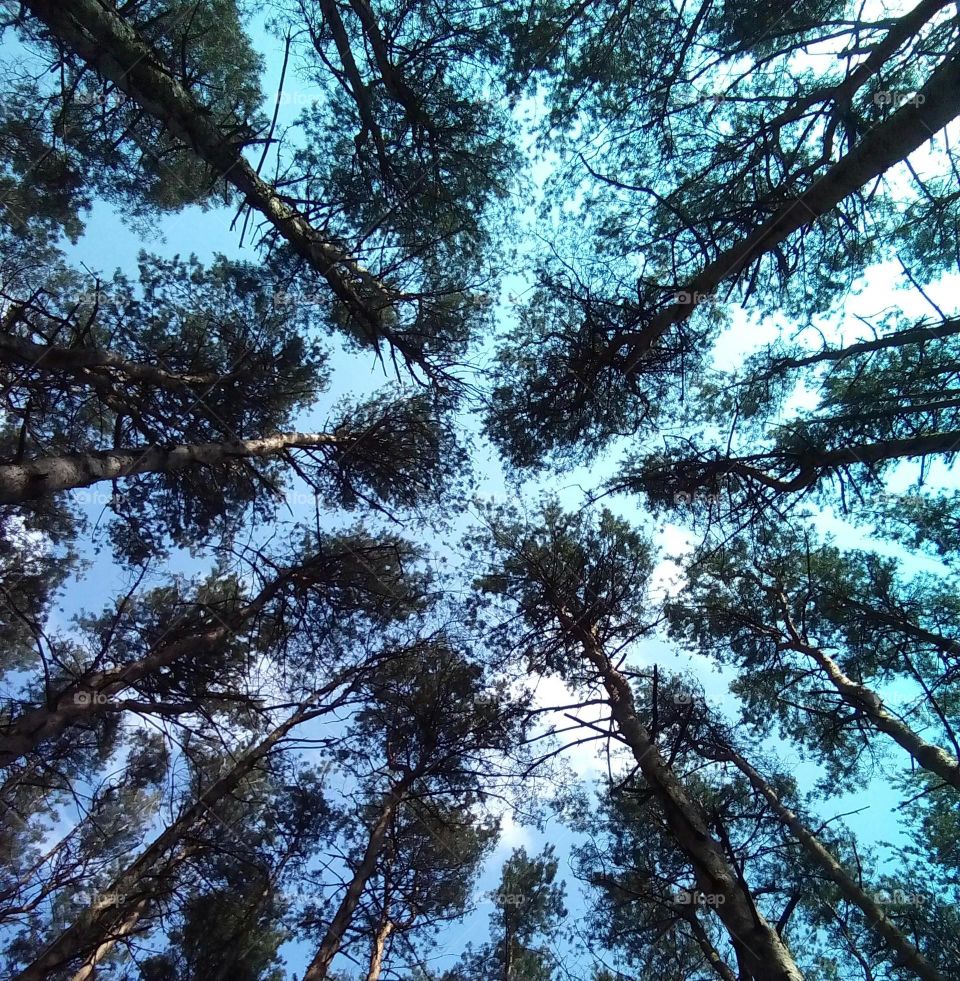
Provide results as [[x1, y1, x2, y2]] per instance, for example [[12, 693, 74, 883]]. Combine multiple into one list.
[[1, 0, 959, 978]]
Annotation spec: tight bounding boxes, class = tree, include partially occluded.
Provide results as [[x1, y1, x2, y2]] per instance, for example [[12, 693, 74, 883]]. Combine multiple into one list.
[[486, 0, 960, 465], [301, 637, 527, 979], [450, 846, 567, 981], [17, 0, 516, 376], [471, 503, 805, 981], [670, 524, 960, 789]]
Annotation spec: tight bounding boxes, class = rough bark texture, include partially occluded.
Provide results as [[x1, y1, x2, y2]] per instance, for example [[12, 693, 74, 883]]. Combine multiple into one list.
[[722, 744, 945, 981], [0, 431, 340, 503], [623, 41, 960, 371], [303, 776, 414, 981], [559, 611, 804, 981]]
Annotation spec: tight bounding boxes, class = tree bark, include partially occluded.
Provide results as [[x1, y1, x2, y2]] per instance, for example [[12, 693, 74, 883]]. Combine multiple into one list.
[[68, 899, 150, 981], [0, 551, 360, 765], [364, 916, 394, 981], [624, 41, 960, 372], [12, 688, 344, 981], [779, 629, 960, 790], [22, 0, 401, 352], [689, 430, 960, 495], [0, 332, 234, 390], [759, 317, 960, 378], [303, 775, 414, 981], [558, 610, 804, 981], [719, 743, 945, 981], [840, 599, 960, 661], [0, 430, 341, 503], [684, 908, 739, 981]]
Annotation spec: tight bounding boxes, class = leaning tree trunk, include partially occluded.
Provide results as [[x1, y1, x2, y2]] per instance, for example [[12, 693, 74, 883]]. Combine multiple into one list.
[[760, 316, 960, 377], [303, 774, 415, 981], [364, 916, 394, 981], [0, 332, 232, 390], [776, 607, 960, 790], [0, 431, 342, 503], [0, 552, 359, 765], [559, 610, 805, 981], [623, 41, 960, 371], [683, 907, 739, 981], [12, 687, 345, 981], [719, 743, 945, 981], [22, 0, 404, 353], [696, 430, 960, 495]]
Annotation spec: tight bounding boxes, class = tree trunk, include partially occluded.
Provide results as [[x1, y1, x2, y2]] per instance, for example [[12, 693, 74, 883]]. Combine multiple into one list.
[[781, 630, 960, 789], [22, 0, 399, 350], [624, 42, 960, 371], [685, 909, 740, 981], [761, 317, 960, 377], [12, 689, 343, 981], [0, 430, 341, 503], [0, 332, 232, 390], [720, 743, 945, 981], [69, 899, 149, 981], [0, 556, 352, 765], [704, 430, 960, 494], [364, 916, 394, 981], [303, 775, 414, 981], [559, 611, 804, 981]]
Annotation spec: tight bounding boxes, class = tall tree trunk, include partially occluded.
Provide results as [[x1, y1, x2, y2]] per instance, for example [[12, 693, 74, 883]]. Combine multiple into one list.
[[69, 899, 150, 981], [0, 430, 342, 503], [694, 430, 960, 494], [364, 916, 394, 981], [756, 0, 951, 135], [759, 317, 960, 378], [21, 0, 401, 353], [558, 610, 804, 981], [623, 42, 960, 371], [718, 742, 945, 981], [684, 908, 739, 981], [314, 0, 392, 176], [12, 688, 344, 981], [303, 775, 415, 981], [840, 599, 960, 661], [0, 559, 358, 765], [777, 618, 960, 789], [0, 332, 235, 390]]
